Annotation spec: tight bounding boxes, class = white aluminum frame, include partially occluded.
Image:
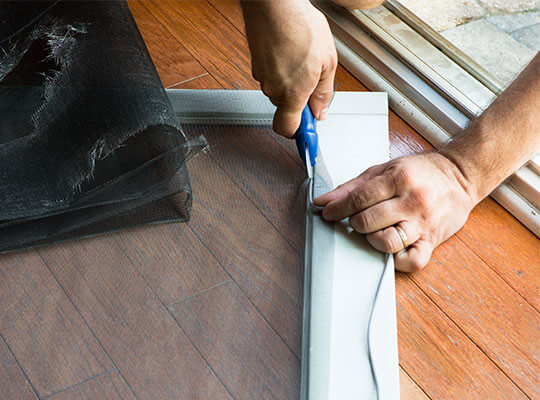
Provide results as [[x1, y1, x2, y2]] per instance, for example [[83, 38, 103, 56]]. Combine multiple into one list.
[[167, 89, 400, 400]]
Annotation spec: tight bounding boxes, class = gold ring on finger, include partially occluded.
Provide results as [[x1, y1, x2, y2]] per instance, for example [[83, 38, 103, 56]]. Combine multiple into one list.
[[395, 225, 409, 249]]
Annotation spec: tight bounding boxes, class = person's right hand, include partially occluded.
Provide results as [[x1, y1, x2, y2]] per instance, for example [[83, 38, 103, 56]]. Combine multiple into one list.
[[241, 0, 338, 137]]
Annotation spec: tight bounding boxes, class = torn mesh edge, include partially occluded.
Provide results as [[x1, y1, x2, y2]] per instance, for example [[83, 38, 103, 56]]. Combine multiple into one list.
[[0, 3, 206, 221]]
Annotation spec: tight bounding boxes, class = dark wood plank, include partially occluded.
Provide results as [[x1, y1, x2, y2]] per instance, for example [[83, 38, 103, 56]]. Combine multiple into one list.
[[170, 280, 300, 399], [116, 223, 230, 306], [0, 336, 38, 400], [410, 235, 539, 398], [206, 0, 246, 35], [127, 0, 208, 88], [132, 5, 303, 355], [395, 273, 524, 399], [38, 239, 231, 399], [187, 153, 303, 353], [0, 251, 111, 398], [141, 0, 256, 89], [47, 370, 135, 400], [199, 124, 306, 251]]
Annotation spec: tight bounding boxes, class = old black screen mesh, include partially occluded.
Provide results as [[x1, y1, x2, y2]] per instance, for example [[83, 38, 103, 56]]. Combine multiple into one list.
[[0, 0, 206, 253]]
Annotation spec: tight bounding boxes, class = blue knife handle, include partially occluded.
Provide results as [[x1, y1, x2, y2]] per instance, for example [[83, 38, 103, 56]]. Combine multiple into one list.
[[294, 105, 318, 167]]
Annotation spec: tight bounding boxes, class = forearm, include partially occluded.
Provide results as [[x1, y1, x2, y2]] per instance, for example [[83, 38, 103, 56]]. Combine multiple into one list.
[[331, 0, 384, 9], [241, 0, 383, 14], [441, 53, 540, 204], [241, 0, 309, 20]]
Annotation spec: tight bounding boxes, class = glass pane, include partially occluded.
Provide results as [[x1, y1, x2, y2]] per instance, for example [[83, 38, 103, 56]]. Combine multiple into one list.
[[398, 0, 539, 86]]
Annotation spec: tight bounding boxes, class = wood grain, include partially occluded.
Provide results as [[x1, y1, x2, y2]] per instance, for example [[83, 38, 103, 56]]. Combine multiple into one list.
[[170, 280, 300, 399], [187, 153, 304, 354], [172, 71, 305, 355], [116, 223, 230, 306], [127, 0, 207, 88], [141, 0, 256, 89], [395, 273, 524, 399], [136, 4, 539, 398], [399, 368, 429, 400], [199, 123, 306, 250], [47, 370, 135, 400], [458, 197, 540, 310], [0, 336, 38, 400], [0, 250, 111, 398], [207, 0, 246, 35], [373, 88, 539, 311], [38, 239, 231, 399], [0, 2, 535, 399], [410, 235, 539, 397]]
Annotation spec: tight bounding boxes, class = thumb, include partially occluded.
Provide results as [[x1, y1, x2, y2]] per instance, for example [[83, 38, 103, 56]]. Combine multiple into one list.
[[309, 66, 336, 121], [273, 103, 306, 138]]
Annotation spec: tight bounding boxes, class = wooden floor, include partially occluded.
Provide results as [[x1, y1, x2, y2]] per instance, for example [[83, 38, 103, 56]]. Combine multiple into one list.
[[1, 1, 538, 399]]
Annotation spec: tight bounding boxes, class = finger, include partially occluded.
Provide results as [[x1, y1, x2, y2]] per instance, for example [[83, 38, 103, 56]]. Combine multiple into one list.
[[321, 174, 396, 222], [273, 103, 306, 138], [309, 65, 336, 120], [349, 199, 404, 234], [314, 164, 386, 207], [394, 239, 434, 273], [365, 221, 420, 254]]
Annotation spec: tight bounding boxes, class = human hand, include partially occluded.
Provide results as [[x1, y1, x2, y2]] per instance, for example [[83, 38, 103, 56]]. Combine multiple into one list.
[[241, 0, 337, 137], [314, 152, 477, 272]]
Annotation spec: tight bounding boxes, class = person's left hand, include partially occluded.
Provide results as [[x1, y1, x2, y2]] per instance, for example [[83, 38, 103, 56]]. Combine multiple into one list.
[[314, 152, 477, 272]]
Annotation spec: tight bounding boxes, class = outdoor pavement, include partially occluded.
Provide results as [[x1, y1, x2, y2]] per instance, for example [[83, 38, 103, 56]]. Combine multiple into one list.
[[399, 0, 539, 85]]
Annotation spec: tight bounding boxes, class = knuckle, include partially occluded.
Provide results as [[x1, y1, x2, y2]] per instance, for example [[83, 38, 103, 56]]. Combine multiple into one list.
[[375, 231, 401, 253], [326, 53, 338, 70], [251, 68, 260, 82], [330, 53, 338, 68], [278, 87, 305, 107], [387, 234, 403, 253], [374, 184, 386, 199], [260, 82, 275, 99], [261, 81, 305, 107], [365, 164, 380, 174], [408, 258, 426, 273], [336, 182, 352, 193], [410, 187, 436, 210], [393, 165, 415, 187], [350, 189, 367, 210], [311, 89, 333, 104], [351, 211, 373, 233]]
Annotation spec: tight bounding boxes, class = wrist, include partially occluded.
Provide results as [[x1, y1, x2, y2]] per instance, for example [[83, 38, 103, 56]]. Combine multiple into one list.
[[438, 146, 487, 207], [433, 150, 480, 208]]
